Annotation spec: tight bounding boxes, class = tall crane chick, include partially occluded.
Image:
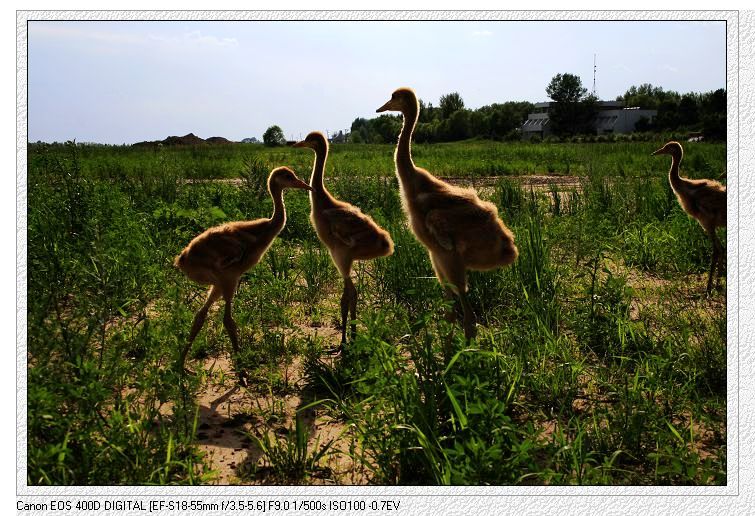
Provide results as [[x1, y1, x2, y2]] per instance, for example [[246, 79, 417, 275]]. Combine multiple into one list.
[[377, 87, 518, 339], [294, 132, 394, 350]]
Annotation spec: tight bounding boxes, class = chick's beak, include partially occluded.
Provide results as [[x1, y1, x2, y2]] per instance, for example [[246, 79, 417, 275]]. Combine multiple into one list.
[[293, 178, 314, 191], [376, 99, 393, 113], [651, 148, 664, 156]]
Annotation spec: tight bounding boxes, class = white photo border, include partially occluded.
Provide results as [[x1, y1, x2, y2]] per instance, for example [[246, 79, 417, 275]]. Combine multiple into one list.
[[16, 8, 747, 511]]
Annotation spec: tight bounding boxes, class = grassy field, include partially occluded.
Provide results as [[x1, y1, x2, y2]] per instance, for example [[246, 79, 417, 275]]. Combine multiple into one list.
[[26, 139, 727, 485], [60, 138, 726, 180]]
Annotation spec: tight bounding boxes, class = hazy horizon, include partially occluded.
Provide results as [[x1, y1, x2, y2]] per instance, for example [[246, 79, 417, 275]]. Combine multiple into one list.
[[28, 20, 726, 145]]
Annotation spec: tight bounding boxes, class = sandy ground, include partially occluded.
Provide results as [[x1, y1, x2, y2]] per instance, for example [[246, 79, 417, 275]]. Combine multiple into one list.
[[190, 327, 368, 485]]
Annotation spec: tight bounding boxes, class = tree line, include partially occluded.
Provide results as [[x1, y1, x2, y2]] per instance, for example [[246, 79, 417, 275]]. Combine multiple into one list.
[[350, 92, 533, 144], [540, 74, 726, 140], [618, 83, 726, 140], [261, 74, 726, 146]]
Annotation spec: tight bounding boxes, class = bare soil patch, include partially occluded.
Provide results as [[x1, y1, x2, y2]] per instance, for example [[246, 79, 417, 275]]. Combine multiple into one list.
[[191, 327, 368, 485]]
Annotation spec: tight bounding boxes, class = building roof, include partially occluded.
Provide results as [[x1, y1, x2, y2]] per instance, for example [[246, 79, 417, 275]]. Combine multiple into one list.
[[533, 100, 626, 109]]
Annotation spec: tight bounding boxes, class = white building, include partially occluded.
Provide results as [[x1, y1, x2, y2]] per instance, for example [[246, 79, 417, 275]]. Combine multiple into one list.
[[521, 101, 657, 139]]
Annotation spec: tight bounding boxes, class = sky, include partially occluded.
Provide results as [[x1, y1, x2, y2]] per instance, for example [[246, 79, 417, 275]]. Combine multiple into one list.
[[27, 20, 726, 144]]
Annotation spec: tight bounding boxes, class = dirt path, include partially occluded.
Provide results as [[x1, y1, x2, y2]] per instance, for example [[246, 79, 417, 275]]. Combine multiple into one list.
[[192, 356, 260, 484], [192, 327, 367, 485]]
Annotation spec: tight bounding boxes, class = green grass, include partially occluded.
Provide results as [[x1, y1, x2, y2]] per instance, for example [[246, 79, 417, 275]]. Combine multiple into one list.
[[26, 139, 726, 485], [29, 138, 726, 180], [244, 413, 336, 484]]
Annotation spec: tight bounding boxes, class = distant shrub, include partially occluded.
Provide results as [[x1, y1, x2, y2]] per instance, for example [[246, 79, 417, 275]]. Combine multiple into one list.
[[263, 125, 286, 147]]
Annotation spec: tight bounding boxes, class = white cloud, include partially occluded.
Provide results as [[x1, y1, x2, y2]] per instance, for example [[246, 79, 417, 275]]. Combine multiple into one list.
[[182, 30, 238, 47]]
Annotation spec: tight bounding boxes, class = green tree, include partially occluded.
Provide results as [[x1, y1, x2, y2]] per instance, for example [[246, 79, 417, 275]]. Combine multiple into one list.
[[468, 109, 488, 138], [448, 109, 472, 140], [654, 98, 681, 130], [350, 118, 371, 143], [418, 99, 440, 123], [262, 125, 286, 147], [619, 84, 687, 131], [482, 101, 534, 139], [372, 115, 402, 144], [414, 121, 438, 143], [546, 73, 587, 104], [578, 93, 599, 134], [619, 84, 681, 107], [703, 88, 726, 114], [618, 83, 666, 109], [678, 93, 700, 127], [701, 88, 726, 140], [439, 92, 465, 119], [545, 73, 594, 136]]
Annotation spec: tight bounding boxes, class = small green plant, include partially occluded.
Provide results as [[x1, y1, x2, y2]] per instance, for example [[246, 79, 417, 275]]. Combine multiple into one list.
[[495, 177, 525, 223], [240, 157, 272, 200], [298, 241, 335, 305], [250, 414, 335, 483]]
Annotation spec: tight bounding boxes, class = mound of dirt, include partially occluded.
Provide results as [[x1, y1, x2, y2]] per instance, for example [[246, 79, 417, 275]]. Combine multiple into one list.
[[206, 136, 232, 144], [132, 133, 236, 147], [163, 133, 206, 146]]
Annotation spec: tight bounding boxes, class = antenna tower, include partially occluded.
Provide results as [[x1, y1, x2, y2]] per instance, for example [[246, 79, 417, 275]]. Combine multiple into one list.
[[592, 54, 597, 98]]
